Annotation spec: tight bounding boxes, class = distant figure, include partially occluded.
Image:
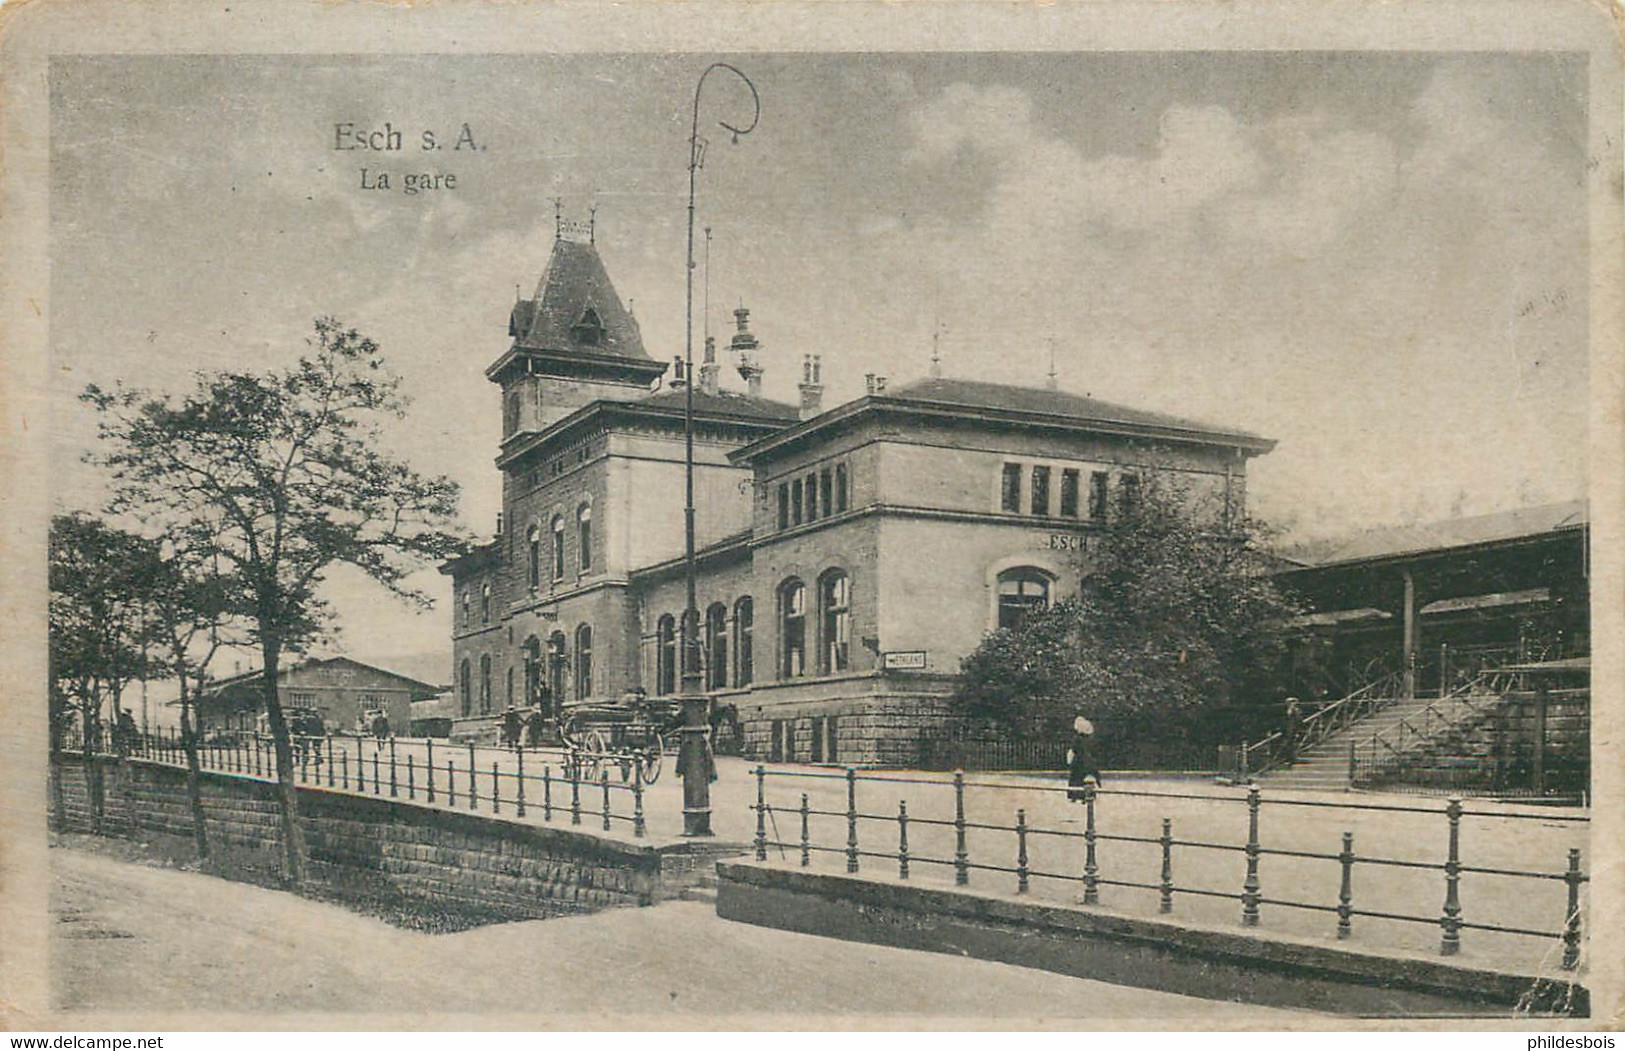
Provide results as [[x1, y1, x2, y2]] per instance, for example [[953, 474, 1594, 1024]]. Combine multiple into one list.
[[371, 710, 390, 740], [1067, 715, 1101, 801], [525, 708, 547, 748], [1283, 697, 1302, 764], [116, 708, 139, 755], [503, 706, 523, 751]]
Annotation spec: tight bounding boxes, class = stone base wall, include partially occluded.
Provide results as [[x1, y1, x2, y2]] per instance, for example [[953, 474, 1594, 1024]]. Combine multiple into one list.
[[738, 693, 958, 767], [1369, 694, 1589, 794], [52, 754, 662, 920]]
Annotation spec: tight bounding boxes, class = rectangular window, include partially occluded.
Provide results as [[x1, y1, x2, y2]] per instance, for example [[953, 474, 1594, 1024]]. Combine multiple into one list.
[[810, 716, 825, 763], [820, 469, 833, 516], [1089, 471, 1109, 522], [1119, 473, 1141, 516], [835, 463, 849, 512], [770, 720, 784, 763], [792, 478, 804, 524], [805, 472, 818, 521], [1031, 466, 1051, 516], [826, 716, 839, 764], [1060, 469, 1080, 517], [777, 483, 789, 530], [1000, 462, 1022, 513]]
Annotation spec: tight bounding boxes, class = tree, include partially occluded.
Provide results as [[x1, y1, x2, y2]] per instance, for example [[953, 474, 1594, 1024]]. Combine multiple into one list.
[[955, 472, 1300, 766], [84, 319, 466, 881], [48, 513, 162, 828]]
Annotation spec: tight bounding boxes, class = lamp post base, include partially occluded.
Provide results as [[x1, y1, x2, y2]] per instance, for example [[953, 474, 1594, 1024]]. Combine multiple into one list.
[[678, 690, 713, 837]]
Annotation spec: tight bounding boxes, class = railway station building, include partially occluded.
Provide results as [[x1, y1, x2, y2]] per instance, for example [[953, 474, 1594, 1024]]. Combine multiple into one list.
[[441, 230, 1274, 763]]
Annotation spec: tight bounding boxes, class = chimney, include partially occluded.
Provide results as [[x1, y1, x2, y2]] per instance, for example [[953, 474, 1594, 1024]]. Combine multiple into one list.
[[798, 354, 824, 420], [864, 373, 889, 396], [669, 356, 687, 390], [699, 335, 720, 395], [731, 305, 764, 398], [875, 375, 887, 392]]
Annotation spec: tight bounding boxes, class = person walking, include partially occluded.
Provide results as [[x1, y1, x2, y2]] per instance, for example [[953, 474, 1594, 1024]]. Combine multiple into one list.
[[503, 705, 522, 752], [1067, 715, 1101, 802], [1282, 696, 1302, 765]]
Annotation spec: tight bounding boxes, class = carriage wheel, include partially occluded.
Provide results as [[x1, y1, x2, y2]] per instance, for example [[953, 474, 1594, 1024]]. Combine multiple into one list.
[[641, 733, 665, 785], [580, 729, 610, 782]]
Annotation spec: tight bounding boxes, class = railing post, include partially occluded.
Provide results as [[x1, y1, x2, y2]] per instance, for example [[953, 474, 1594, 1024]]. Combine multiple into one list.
[[356, 737, 364, 792], [845, 767, 860, 874], [339, 749, 348, 790], [1338, 831, 1354, 939], [632, 760, 645, 838], [600, 769, 611, 832], [1242, 784, 1262, 927], [326, 737, 335, 787], [407, 755, 416, 800], [516, 747, 526, 817], [953, 769, 969, 886], [389, 739, 398, 797], [1159, 817, 1174, 914], [468, 742, 477, 804], [372, 747, 381, 795], [754, 765, 768, 861], [1440, 795, 1462, 956], [799, 793, 811, 868], [491, 762, 501, 814], [1015, 808, 1029, 894], [1562, 847, 1583, 970], [569, 761, 581, 825], [1347, 739, 1357, 786], [425, 739, 436, 803], [1082, 777, 1099, 904], [543, 765, 554, 821], [447, 759, 456, 808], [898, 801, 910, 880], [1239, 740, 1250, 781]]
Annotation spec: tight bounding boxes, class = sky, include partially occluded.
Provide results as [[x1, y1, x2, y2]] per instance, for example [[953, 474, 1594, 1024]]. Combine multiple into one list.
[[48, 51, 1590, 673]]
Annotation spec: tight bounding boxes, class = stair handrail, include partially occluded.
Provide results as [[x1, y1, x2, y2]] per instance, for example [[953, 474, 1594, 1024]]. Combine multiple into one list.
[[1241, 669, 1403, 776], [1359, 669, 1512, 781]]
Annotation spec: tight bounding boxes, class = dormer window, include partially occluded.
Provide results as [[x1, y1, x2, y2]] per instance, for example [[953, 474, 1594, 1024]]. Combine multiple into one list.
[[571, 306, 604, 347]]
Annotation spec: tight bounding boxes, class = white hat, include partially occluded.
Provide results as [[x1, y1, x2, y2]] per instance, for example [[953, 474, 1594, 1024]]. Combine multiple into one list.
[[1073, 716, 1095, 735]]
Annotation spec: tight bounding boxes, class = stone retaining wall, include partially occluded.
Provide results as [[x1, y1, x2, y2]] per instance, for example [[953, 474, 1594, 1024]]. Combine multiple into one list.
[[53, 754, 664, 921]]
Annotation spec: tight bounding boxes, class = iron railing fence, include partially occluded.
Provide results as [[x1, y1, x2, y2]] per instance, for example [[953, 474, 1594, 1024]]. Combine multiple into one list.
[[746, 765, 1588, 971], [55, 726, 657, 838]]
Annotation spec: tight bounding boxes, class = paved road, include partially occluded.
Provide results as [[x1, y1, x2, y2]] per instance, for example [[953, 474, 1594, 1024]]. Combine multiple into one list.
[[49, 843, 1308, 1023]]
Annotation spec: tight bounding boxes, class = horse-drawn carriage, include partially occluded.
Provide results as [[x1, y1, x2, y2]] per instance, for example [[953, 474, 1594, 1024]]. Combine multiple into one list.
[[557, 691, 680, 785]]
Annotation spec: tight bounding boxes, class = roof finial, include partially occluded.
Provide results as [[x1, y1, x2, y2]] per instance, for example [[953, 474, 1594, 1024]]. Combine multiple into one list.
[[1046, 337, 1058, 391], [930, 318, 944, 379], [554, 197, 563, 241], [589, 203, 598, 245]]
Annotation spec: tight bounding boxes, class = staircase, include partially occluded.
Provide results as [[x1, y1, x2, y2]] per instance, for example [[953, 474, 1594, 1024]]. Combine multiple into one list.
[[1262, 693, 1442, 790], [1256, 670, 1515, 791]]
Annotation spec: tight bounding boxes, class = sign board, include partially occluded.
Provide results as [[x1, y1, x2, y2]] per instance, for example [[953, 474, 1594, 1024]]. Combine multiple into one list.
[[882, 650, 928, 670]]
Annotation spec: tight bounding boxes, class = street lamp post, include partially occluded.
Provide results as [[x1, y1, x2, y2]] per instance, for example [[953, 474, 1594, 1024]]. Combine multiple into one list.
[[679, 63, 759, 837]]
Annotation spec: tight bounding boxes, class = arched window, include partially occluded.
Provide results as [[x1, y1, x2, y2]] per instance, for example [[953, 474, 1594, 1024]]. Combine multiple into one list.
[[547, 631, 568, 705], [479, 653, 492, 713], [997, 567, 1053, 630], [819, 570, 851, 674], [656, 614, 677, 695], [551, 515, 565, 581], [459, 658, 472, 716], [480, 582, 492, 624], [506, 665, 514, 707], [577, 503, 593, 573], [735, 596, 754, 686], [523, 635, 544, 712], [527, 524, 541, 591], [705, 602, 729, 690], [575, 624, 593, 699], [779, 579, 806, 679]]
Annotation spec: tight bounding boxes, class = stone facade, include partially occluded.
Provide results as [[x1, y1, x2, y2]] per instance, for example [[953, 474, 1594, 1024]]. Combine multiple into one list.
[[444, 232, 1273, 763]]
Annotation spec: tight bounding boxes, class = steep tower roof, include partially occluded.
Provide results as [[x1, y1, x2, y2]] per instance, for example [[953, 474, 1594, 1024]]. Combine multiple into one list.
[[489, 237, 666, 386]]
